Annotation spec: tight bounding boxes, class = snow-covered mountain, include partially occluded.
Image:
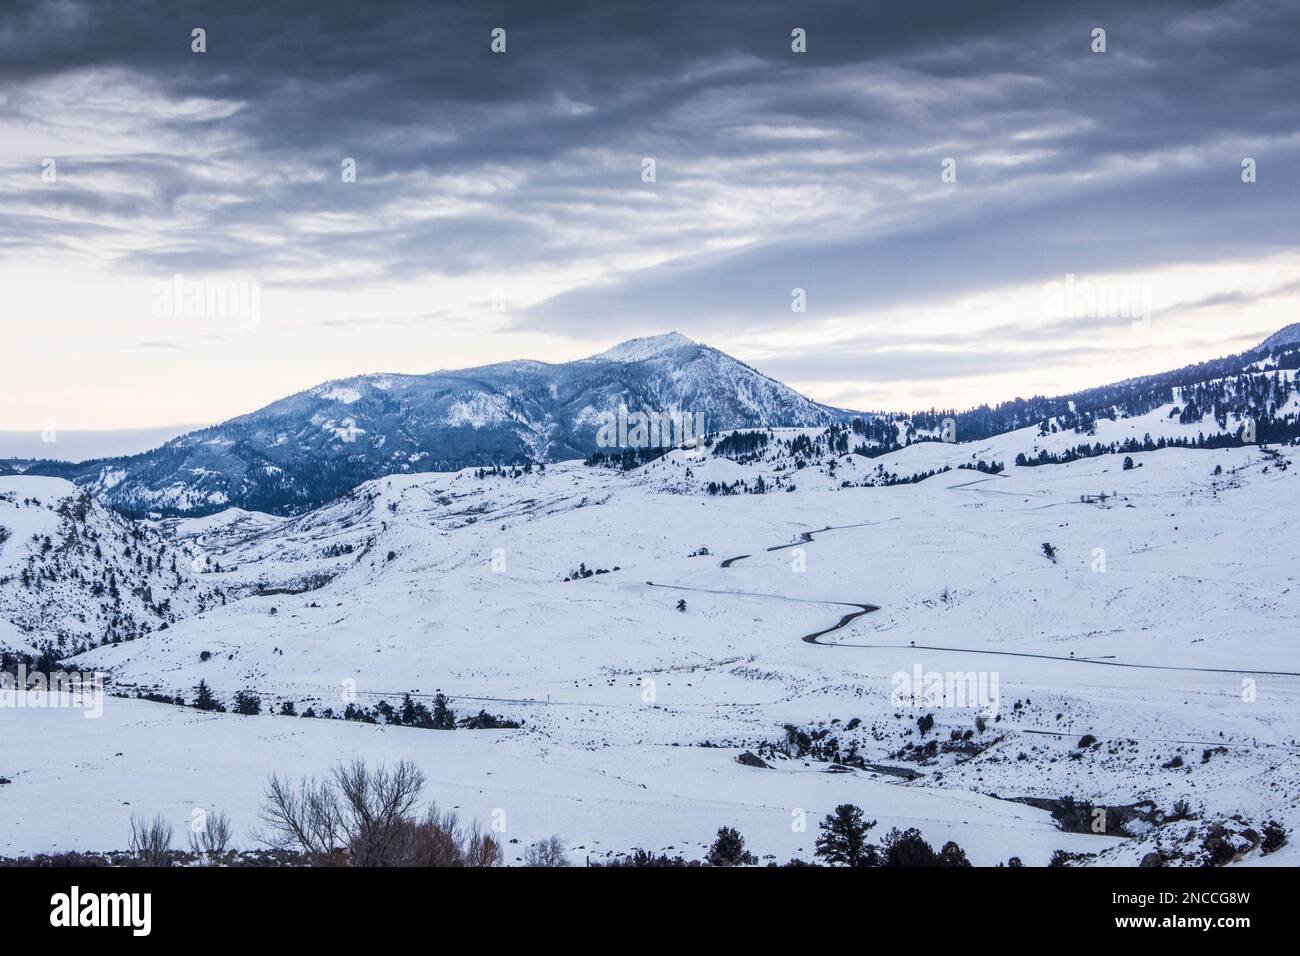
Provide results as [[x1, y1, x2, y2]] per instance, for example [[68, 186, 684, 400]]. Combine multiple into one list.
[[11, 334, 853, 518], [8, 327, 1300, 523]]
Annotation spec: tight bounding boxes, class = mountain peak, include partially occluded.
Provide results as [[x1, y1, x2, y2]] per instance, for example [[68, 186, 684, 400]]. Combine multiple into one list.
[[26, 329, 840, 516], [589, 332, 698, 363], [1260, 322, 1300, 351]]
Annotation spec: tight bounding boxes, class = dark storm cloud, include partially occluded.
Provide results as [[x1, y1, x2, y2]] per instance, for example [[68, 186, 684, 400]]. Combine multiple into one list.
[[2, 0, 1297, 380]]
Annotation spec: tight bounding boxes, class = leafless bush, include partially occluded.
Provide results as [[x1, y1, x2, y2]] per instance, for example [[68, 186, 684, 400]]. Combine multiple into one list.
[[259, 759, 501, 866], [128, 814, 174, 867], [260, 771, 345, 865], [332, 759, 427, 865], [522, 835, 571, 867], [392, 805, 468, 866], [189, 810, 234, 865], [464, 825, 505, 868]]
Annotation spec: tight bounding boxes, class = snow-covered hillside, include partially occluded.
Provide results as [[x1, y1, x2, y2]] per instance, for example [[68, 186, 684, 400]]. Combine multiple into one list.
[[0, 477, 225, 655], [4, 435, 1296, 866], [5, 330, 1300, 867]]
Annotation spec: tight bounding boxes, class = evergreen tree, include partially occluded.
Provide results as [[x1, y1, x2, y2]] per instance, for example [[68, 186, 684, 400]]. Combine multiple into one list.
[[706, 826, 755, 867], [815, 804, 876, 867], [431, 692, 456, 730], [232, 690, 261, 715], [938, 840, 972, 867], [880, 827, 939, 867], [193, 680, 221, 712]]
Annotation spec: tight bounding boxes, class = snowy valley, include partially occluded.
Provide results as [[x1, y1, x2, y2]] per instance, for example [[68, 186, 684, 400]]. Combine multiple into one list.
[[3, 331, 1298, 868]]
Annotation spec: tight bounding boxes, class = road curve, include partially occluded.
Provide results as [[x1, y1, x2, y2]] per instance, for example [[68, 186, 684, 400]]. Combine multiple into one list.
[[721, 522, 877, 567], [709, 523, 1300, 678], [800, 602, 880, 644], [644, 577, 880, 645]]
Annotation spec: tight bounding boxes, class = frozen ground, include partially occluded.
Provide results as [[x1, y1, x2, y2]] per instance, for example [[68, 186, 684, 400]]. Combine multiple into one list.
[[2, 437, 1297, 865]]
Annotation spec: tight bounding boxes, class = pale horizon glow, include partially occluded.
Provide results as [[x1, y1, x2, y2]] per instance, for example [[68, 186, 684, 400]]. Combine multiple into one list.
[[3, 253, 1296, 434]]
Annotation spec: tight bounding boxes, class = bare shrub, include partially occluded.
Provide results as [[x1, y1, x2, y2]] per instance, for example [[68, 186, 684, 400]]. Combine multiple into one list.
[[522, 834, 571, 867], [393, 805, 469, 866], [259, 772, 345, 865], [188, 810, 234, 865], [333, 759, 426, 866], [128, 814, 174, 867], [464, 825, 504, 867], [259, 759, 501, 867]]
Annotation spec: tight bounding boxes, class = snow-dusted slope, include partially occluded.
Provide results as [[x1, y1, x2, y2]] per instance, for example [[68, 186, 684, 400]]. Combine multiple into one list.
[[623, 367, 1298, 498], [0, 477, 225, 655], [1261, 322, 1300, 351], [4, 439, 1290, 866], [6, 332, 1300, 866]]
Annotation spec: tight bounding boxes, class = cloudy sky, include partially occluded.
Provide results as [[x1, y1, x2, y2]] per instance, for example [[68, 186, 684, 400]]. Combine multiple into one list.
[[3, 0, 1299, 433]]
